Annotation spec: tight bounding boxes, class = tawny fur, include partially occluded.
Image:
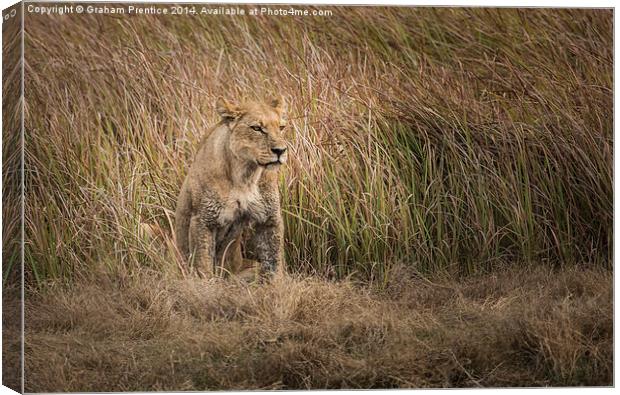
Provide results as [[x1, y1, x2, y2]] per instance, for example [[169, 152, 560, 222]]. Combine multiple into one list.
[[175, 97, 288, 278]]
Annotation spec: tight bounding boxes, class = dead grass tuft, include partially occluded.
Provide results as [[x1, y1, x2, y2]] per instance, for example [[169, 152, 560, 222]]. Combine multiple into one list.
[[20, 266, 611, 391]]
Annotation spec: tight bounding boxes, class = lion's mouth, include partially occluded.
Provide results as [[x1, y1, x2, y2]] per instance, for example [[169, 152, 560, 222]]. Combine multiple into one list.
[[258, 160, 282, 167]]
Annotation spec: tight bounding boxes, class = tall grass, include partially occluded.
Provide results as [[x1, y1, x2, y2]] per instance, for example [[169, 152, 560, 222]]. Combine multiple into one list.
[[3, 6, 22, 284], [21, 7, 612, 285]]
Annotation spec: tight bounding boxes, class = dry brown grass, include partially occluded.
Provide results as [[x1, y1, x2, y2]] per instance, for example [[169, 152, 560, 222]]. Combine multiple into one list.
[[17, 265, 611, 391]]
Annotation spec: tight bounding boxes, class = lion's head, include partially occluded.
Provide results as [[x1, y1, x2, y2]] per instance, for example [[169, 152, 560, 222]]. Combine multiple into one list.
[[216, 97, 289, 168]]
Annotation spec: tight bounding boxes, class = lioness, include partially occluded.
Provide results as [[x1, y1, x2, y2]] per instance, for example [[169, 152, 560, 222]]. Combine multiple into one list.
[[175, 96, 288, 278]]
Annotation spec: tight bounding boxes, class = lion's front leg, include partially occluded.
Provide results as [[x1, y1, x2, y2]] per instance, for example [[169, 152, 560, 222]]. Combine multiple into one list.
[[189, 215, 215, 276], [246, 217, 284, 275]]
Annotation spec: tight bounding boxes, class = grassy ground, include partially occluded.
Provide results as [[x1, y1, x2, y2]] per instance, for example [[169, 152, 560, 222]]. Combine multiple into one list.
[[5, 6, 613, 390], [13, 266, 612, 390]]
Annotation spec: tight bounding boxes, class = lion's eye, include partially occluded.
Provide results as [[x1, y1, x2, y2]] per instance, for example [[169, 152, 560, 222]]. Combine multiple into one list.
[[279, 125, 286, 131], [250, 125, 264, 133]]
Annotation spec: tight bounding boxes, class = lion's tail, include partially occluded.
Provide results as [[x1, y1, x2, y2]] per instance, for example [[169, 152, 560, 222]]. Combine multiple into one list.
[[174, 181, 192, 260]]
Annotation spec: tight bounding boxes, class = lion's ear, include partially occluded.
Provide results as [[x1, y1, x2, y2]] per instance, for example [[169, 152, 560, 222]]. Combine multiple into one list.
[[270, 95, 287, 116], [216, 97, 240, 121]]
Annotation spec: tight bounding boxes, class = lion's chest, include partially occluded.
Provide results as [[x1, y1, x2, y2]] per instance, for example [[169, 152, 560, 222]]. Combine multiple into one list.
[[217, 187, 267, 226]]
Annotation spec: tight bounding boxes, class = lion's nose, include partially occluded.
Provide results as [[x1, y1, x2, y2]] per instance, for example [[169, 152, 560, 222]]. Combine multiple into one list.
[[271, 147, 287, 157]]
